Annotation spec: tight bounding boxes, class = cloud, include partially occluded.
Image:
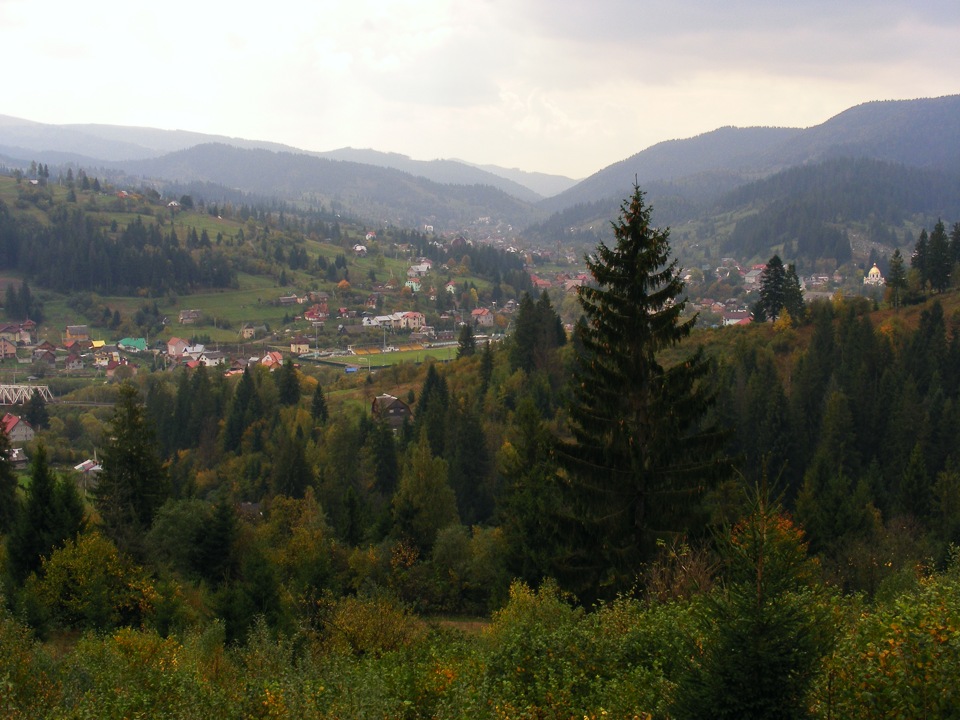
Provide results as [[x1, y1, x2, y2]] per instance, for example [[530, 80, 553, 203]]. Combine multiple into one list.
[[2, 0, 959, 176]]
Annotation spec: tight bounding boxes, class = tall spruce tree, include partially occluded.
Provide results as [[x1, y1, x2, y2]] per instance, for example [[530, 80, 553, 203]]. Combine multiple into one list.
[[0, 425, 18, 533], [93, 383, 169, 557], [558, 184, 727, 598], [927, 219, 951, 292], [757, 255, 787, 321], [886, 248, 907, 309], [7, 444, 84, 582]]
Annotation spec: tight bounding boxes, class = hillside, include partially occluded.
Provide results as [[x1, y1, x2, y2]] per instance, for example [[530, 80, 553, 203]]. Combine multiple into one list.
[[111, 144, 540, 231]]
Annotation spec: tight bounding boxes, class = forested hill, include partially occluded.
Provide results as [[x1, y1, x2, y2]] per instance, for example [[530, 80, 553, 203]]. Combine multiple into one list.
[[113, 144, 538, 231], [718, 158, 960, 262], [542, 95, 960, 215]]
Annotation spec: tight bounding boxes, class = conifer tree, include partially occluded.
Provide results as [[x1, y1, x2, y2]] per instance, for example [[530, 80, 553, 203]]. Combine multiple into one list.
[[558, 184, 727, 597], [886, 248, 907, 309], [0, 425, 18, 534], [7, 444, 84, 582], [457, 322, 476, 358], [93, 383, 169, 557], [311, 381, 329, 424], [276, 358, 301, 406], [927, 219, 951, 292]]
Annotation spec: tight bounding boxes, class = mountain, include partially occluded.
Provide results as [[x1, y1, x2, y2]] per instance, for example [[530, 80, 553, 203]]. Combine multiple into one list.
[[542, 95, 960, 217], [4, 94, 960, 267], [0, 114, 299, 161], [454, 161, 580, 198], [0, 115, 567, 202], [111, 143, 537, 230], [313, 147, 545, 202]]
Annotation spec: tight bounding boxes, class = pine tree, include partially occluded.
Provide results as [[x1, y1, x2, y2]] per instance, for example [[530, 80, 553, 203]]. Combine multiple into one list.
[[457, 322, 476, 358], [7, 444, 85, 582], [0, 424, 18, 533], [927, 219, 951, 292], [912, 228, 929, 288], [478, 341, 495, 398], [886, 248, 907, 309], [783, 263, 805, 321], [758, 255, 787, 321], [275, 358, 300, 406], [311, 381, 329, 424], [558, 184, 728, 598], [93, 383, 169, 557]]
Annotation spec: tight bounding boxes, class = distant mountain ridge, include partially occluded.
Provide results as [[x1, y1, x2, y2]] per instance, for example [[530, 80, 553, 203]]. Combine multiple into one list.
[[3, 94, 960, 265], [0, 114, 573, 201]]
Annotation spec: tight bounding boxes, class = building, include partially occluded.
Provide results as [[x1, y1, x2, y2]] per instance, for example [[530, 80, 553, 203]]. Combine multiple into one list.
[[1, 413, 34, 445], [371, 394, 412, 429], [863, 264, 885, 286]]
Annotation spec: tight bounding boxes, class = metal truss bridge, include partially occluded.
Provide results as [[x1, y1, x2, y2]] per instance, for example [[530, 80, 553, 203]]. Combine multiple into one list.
[[0, 384, 54, 405]]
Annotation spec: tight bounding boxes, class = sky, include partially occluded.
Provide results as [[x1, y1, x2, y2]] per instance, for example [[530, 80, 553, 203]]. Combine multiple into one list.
[[3, 0, 960, 179]]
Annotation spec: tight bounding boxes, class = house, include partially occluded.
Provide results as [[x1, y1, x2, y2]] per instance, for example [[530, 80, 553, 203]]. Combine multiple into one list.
[[401, 312, 425, 330], [167, 337, 189, 357], [278, 295, 301, 306], [178, 309, 203, 324], [65, 325, 90, 342], [9, 448, 28, 471], [471, 307, 494, 327], [260, 351, 284, 370], [33, 349, 56, 366], [0, 338, 16, 359], [118, 337, 148, 353], [1, 413, 35, 445], [371, 394, 412, 429], [199, 351, 226, 367], [290, 335, 311, 355], [65, 354, 84, 371], [303, 305, 327, 322], [407, 260, 432, 277], [404, 280, 421, 293], [743, 269, 763, 287], [722, 310, 753, 326], [353, 244, 368, 257], [240, 324, 257, 340]]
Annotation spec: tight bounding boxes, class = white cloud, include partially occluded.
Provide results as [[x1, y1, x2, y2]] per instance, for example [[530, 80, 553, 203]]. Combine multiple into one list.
[[1, 0, 958, 177]]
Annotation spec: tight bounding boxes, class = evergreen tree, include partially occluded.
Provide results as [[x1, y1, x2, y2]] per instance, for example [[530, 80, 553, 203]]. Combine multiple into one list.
[[672, 482, 833, 720], [413, 364, 449, 457], [93, 383, 169, 557], [457, 323, 477, 358], [558, 184, 728, 598], [275, 358, 300, 406], [508, 292, 538, 374], [311, 381, 329, 424], [498, 397, 563, 585], [0, 424, 18, 533], [950, 222, 960, 265], [7, 445, 85, 582], [757, 255, 787, 321], [927, 219, 951, 292], [271, 426, 313, 499], [783, 262, 805, 321], [912, 228, 929, 288], [22, 388, 49, 430], [478, 341, 495, 398], [886, 248, 907, 309]]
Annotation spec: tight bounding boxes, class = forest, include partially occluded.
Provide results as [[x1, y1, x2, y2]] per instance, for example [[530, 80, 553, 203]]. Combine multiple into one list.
[[3, 184, 960, 718]]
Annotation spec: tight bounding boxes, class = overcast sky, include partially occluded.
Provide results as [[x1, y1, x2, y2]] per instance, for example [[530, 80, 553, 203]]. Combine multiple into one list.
[[3, 0, 959, 178]]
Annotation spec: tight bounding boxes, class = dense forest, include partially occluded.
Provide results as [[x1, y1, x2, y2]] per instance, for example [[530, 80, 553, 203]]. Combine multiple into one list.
[[4, 186, 960, 717]]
